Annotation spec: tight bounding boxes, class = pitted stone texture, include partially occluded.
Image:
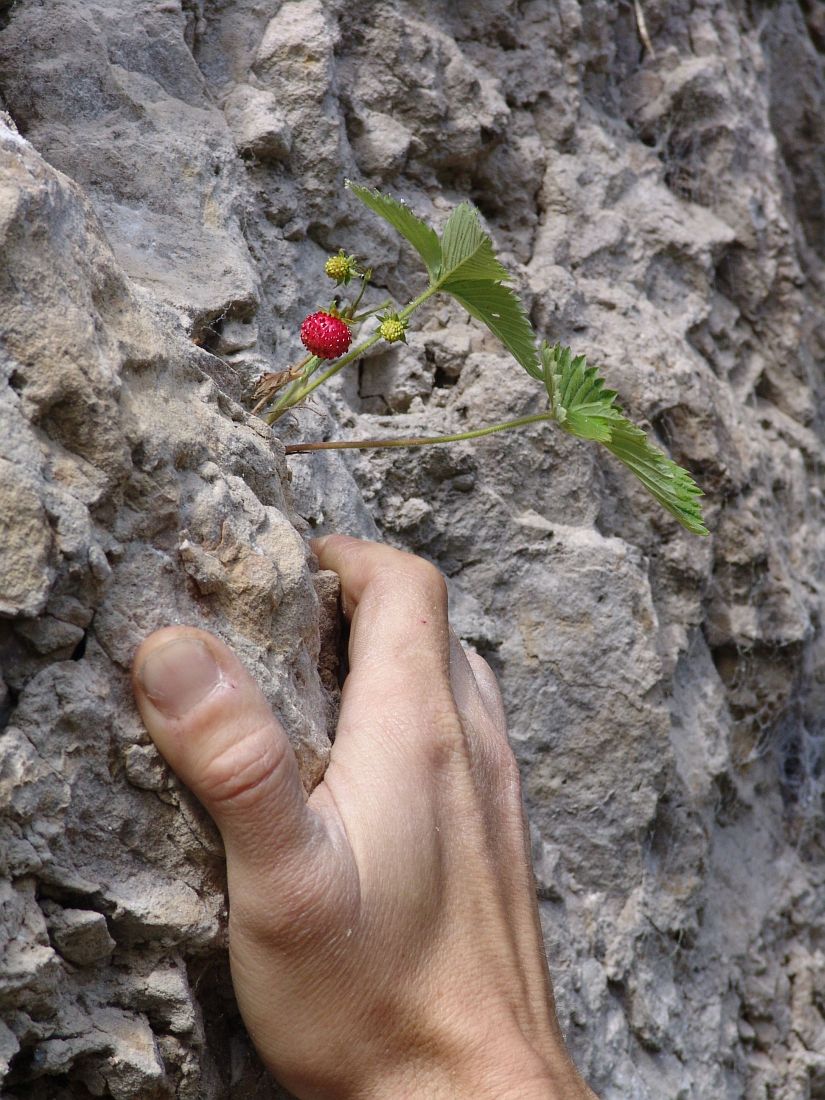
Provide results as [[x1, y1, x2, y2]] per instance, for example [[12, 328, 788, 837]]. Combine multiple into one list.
[[2, 1, 825, 1098], [0, 0, 257, 320], [258, 5, 825, 1098], [43, 904, 117, 967], [0, 114, 326, 1098]]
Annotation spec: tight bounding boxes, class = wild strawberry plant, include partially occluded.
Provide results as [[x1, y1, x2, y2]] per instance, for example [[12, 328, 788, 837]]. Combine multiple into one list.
[[255, 182, 707, 536]]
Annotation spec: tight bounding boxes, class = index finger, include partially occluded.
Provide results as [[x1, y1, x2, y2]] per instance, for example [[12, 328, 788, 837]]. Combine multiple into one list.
[[312, 534, 451, 685], [310, 534, 470, 834]]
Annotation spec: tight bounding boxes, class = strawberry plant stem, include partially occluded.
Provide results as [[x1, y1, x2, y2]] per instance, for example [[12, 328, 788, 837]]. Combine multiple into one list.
[[266, 284, 441, 424], [283, 412, 553, 453], [266, 331, 383, 423], [345, 268, 371, 316]]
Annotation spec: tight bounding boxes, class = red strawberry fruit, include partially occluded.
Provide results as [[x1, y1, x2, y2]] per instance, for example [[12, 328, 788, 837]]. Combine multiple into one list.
[[300, 311, 353, 359]]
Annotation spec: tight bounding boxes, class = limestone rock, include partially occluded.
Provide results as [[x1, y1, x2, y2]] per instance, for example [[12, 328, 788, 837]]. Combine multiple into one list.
[[0, 94, 328, 1098], [223, 84, 292, 162], [2, 1, 825, 1097], [43, 904, 116, 966]]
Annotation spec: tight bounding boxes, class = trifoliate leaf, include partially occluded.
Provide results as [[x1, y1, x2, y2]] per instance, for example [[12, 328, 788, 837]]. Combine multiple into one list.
[[347, 181, 442, 281], [603, 422, 707, 536], [541, 343, 708, 535], [445, 280, 540, 379], [439, 202, 512, 284], [542, 343, 624, 442]]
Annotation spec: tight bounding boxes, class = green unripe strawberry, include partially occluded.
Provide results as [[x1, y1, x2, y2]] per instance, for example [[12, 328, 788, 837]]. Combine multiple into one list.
[[324, 250, 358, 285], [378, 314, 407, 344]]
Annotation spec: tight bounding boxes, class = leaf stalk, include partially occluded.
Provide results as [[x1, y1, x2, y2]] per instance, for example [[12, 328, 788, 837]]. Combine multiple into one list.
[[283, 412, 554, 454], [266, 283, 441, 424]]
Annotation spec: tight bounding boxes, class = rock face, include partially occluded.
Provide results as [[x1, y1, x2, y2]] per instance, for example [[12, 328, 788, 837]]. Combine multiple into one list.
[[1, 1, 824, 1097]]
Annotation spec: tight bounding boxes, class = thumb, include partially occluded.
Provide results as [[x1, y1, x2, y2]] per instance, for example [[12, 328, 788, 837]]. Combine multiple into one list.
[[131, 627, 317, 876]]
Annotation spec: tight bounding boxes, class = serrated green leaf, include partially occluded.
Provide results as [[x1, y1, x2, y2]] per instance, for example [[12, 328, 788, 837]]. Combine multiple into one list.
[[604, 424, 707, 536], [543, 344, 623, 442], [346, 181, 442, 280], [541, 343, 708, 535], [445, 280, 540, 378], [439, 203, 511, 284]]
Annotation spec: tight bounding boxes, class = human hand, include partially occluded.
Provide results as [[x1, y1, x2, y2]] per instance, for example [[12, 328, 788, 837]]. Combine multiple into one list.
[[132, 535, 594, 1099]]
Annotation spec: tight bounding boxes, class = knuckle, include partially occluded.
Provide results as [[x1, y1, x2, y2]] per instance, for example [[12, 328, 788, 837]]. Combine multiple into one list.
[[495, 739, 522, 789], [477, 728, 521, 790], [233, 852, 354, 952], [408, 559, 448, 605], [370, 557, 447, 606], [198, 725, 289, 810], [419, 698, 470, 772], [235, 876, 325, 947]]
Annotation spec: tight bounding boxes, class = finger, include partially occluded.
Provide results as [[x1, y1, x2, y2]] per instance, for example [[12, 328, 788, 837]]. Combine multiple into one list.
[[132, 626, 323, 878], [449, 631, 510, 737], [313, 535, 454, 709], [448, 630, 482, 716], [311, 535, 470, 835], [449, 635, 516, 795], [464, 648, 507, 730]]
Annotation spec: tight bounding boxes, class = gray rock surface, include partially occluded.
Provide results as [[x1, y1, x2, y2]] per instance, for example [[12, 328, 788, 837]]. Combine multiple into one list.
[[1, 1, 824, 1097]]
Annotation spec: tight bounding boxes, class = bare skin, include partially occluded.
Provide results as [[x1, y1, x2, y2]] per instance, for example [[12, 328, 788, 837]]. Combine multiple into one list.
[[132, 535, 595, 1100]]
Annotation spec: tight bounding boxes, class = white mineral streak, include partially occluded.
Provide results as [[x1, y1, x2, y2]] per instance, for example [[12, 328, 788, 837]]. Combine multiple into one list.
[[1, 2, 824, 1097]]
